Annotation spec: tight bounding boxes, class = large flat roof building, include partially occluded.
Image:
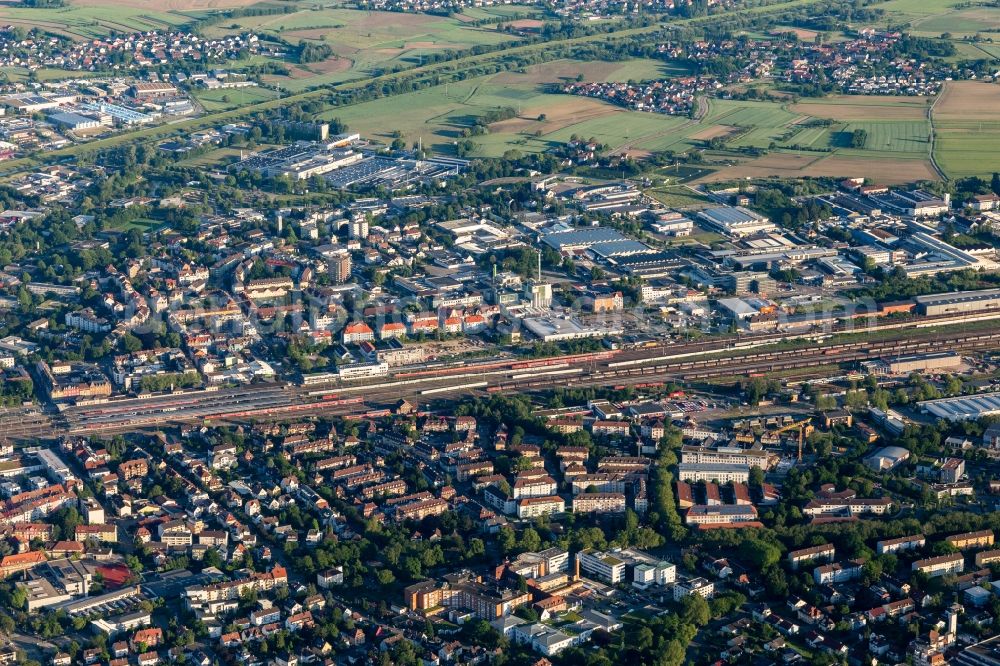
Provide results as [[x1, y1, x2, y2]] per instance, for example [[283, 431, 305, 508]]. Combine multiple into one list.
[[541, 227, 629, 251], [47, 111, 103, 131], [919, 392, 1000, 422], [695, 206, 775, 237], [955, 635, 1000, 666], [892, 190, 950, 217], [521, 316, 623, 342], [541, 226, 651, 259], [876, 352, 962, 375], [915, 288, 1000, 316], [903, 234, 998, 277]]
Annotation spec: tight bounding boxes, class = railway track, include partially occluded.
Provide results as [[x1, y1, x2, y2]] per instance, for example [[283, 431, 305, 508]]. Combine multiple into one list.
[[485, 329, 1000, 391], [0, 323, 996, 441], [677, 330, 999, 379]]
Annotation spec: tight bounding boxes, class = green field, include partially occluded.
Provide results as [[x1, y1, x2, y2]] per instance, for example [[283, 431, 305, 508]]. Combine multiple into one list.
[[458, 5, 547, 20], [105, 217, 161, 232], [934, 125, 1000, 177], [914, 9, 1000, 35], [309, 66, 943, 177], [878, 0, 1000, 39], [841, 121, 932, 154], [646, 185, 712, 208], [710, 102, 936, 157], [878, 0, 964, 21], [931, 81, 1000, 178], [705, 100, 798, 127], [202, 7, 525, 89], [177, 147, 247, 169], [971, 43, 1000, 59], [315, 59, 694, 157], [0, 4, 192, 39], [3, 62, 177, 85], [193, 86, 282, 112], [785, 125, 832, 148]]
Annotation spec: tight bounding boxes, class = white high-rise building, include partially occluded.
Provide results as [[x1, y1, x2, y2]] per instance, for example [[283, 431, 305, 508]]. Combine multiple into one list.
[[349, 216, 369, 240]]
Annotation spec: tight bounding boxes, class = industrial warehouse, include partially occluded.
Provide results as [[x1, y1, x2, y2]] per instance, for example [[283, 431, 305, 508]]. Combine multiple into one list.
[[919, 392, 1000, 422], [916, 289, 1000, 316]]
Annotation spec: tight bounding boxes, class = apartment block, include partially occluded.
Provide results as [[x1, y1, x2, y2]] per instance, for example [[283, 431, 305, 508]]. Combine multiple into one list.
[[912, 553, 964, 578]]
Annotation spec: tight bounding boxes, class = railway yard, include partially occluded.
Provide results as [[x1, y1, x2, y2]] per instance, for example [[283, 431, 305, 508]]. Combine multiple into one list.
[[0, 313, 994, 441]]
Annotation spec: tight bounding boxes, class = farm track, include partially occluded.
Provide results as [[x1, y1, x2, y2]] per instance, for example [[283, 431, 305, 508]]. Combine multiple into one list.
[[927, 86, 946, 180]]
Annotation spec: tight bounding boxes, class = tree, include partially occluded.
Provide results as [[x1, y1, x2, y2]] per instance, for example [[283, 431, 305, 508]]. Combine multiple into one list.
[[634, 626, 654, 652], [815, 395, 837, 411], [763, 566, 788, 596], [850, 128, 868, 149], [742, 376, 778, 406], [297, 40, 334, 63], [122, 333, 142, 354], [845, 390, 869, 411], [467, 538, 485, 558], [710, 592, 747, 619], [680, 593, 710, 627], [51, 506, 82, 542], [515, 605, 539, 622], [992, 172, 1000, 196], [520, 527, 541, 552], [662, 639, 687, 666], [8, 587, 26, 610], [498, 526, 517, 554], [743, 540, 781, 569]]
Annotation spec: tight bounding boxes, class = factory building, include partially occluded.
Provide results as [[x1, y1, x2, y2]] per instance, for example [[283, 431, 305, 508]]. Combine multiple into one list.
[[867, 352, 963, 375], [695, 206, 775, 237], [915, 288, 1000, 316], [919, 392, 1000, 422]]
